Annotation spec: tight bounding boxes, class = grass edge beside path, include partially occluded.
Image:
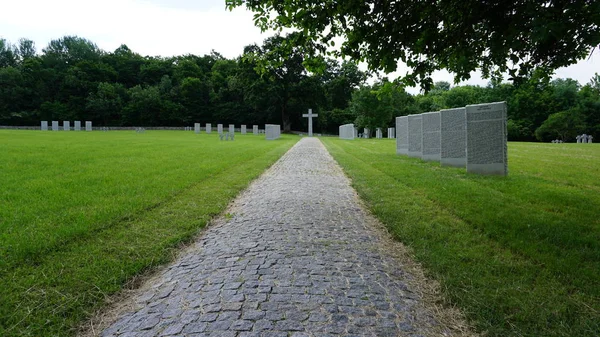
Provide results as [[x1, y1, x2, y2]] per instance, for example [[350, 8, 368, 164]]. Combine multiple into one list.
[[1, 136, 297, 337], [321, 138, 599, 337]]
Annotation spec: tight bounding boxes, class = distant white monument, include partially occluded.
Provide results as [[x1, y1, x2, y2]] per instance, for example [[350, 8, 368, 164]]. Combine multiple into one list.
[[302, 109, 318, 137]]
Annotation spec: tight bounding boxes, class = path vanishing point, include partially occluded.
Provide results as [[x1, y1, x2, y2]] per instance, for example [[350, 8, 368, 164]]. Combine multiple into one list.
[[96, 138, 466, 337]]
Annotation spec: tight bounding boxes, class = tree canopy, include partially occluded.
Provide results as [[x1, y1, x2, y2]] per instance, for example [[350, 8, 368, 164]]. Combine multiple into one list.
[[226, 0, 600, 91], [0, 34, 598, 141]]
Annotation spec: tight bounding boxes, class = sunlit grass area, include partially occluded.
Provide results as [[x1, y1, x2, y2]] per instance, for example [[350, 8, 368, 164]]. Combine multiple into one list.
[[322, 138, 600, 337], [0, 130, 297, 336]]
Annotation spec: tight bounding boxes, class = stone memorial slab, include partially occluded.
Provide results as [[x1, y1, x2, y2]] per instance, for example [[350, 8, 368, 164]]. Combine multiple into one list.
[[388, 127, 395, 139], [363, 128, 370, 139], [407, 114, 423, 158], [229, 124, 235, 134], [241, 125, 247, 134], [63, 121, 70, 131], [85, 121, 92, 131], [339, 123, 355, 140], [206, 123, 212, 134], [302, 109, 318, 137], [194, 123, 201, 134], [421, 111, 441, 162], [217, 124, 223, 134], [396, 116, 409, 155], [52, 121, 59, 131], [440, 108, 467, 167], [265, 124, 281, 140], [466, 102, 508, 176], [74, 121, 81, 131], [589, 135, 594, 143], [376, 128, 383, 139], [41, 121, 48, 131], [253, 125, 258, 135]]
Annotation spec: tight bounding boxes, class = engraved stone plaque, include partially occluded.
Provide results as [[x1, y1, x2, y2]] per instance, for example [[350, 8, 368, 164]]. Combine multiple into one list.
[[396, 116, 409, 155], [206, 123, 212, 134], [440, 108, 467, 167], [407, 114, 423, 158], [194, 123, 201, 134], [466, 102, 508, 176], [63, 121, 70, 131], [41, 121, 48, 131], [241, 125, 247, 134], [74, 121, 81, 131], [217, 124, 223, 134], [52, 121, 59, 131], [85, 121, 92, 131], [421, 112, 441, 162]]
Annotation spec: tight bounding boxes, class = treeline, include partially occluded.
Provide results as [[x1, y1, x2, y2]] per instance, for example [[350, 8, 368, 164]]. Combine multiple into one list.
[[1, 35, 598, 141]]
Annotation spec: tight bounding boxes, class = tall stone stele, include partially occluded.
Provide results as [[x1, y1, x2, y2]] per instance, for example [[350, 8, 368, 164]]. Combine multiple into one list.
[[466, 101, 508, 176], [396, 116, 409, 155], [421, 111, 441, 162], [407, 114, 423, 158], [440, 107, 467, 167]]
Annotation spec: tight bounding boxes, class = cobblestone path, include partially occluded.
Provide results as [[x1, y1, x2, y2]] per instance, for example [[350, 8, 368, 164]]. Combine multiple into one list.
[[100, 138, 447, 337]]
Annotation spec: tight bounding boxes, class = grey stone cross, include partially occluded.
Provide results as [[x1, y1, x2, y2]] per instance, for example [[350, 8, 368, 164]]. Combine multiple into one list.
[[302, 109, 318, 137]]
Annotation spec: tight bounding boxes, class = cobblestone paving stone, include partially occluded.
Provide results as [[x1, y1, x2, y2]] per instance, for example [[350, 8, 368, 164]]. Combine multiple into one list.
[[101, 138, 445, 337]]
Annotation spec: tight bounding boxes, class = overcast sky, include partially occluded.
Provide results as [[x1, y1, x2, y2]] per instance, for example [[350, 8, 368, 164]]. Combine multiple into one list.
[[2, 0, 598, 94]]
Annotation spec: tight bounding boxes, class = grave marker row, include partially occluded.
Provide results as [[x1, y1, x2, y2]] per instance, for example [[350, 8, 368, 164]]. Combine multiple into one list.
[[43, 121, 92, 131], [396, 102, 507, 176]]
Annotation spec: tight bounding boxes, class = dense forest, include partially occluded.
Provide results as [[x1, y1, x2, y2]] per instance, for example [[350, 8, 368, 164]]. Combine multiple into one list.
[[0, 35, 598, 141]]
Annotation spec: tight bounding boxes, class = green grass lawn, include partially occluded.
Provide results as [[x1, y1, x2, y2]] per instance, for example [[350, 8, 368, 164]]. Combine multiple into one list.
[[0, 130, 297, 337], [321, 138, 600, 337]]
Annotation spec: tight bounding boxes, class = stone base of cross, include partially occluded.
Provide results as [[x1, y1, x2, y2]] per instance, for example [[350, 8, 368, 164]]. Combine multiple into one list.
[[302, 109, 318, 137]]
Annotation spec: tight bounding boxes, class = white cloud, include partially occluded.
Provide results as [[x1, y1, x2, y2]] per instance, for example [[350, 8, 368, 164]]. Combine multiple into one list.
[[0, 0, 268, 58]]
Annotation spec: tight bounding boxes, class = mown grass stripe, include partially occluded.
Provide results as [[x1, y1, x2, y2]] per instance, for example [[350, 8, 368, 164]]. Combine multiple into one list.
[[0, 131, 297, 336], [322, 138, 599, 337]]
